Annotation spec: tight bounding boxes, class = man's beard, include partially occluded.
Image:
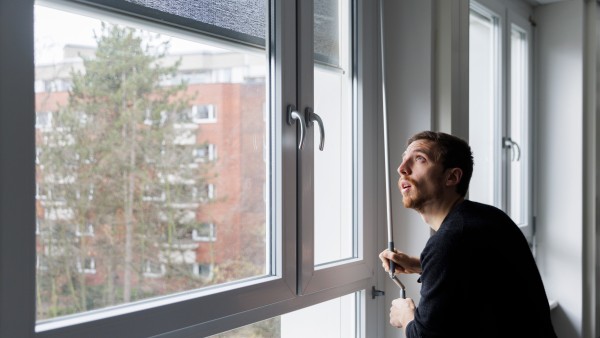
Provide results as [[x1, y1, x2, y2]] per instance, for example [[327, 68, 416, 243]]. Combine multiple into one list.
[[402, 190, 426, 212], [400, 177, 443, 213], [400, 178, 427, 212]]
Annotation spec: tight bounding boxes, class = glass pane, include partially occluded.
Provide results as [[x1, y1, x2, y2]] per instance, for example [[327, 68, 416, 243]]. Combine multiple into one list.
[[313, 0, 353, 265], [510, 26, 527, 227], [125, 0, 266, 46], [315, 0, 339, 66], [207, 293, 358, 337], [468, 9, 500, 207], [34, 3, 269, 321]]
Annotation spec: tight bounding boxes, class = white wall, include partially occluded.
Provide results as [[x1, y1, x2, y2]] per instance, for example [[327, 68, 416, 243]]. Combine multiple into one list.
[[380, 1, 597, 337], [534, 1, 585, 337]]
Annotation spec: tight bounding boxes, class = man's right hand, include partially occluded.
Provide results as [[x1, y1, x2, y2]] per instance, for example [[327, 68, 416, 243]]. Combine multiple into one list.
[[379, 249, 422, 275]]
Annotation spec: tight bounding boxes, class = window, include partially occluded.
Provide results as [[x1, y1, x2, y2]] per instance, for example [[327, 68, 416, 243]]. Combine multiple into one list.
[[206, 292, 359, 337], [77, 257, 97, 274], [469, 0, 533, 242], [175, 105, 216, 124], [37, 255, 49, 271], [199, 183, 214, 201], [75, 223, 94, 237], [192, 104, 216, 123], [193, 144, 216, 162], [36, 111, 52, 130], [142, 184, 166, 202], [143, 109, 167, 126], [1, 0, 380, 337], [143, 260, 166, 278], [192, 223, 216, 242], [193, 263, 213, 279]]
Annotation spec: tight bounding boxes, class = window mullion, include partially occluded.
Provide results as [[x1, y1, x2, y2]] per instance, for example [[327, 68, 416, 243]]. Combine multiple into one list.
[[0, 1, 37, 338], [296, 0, 316, 295]]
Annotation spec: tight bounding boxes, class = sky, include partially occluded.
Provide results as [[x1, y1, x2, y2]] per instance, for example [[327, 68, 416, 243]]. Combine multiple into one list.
[[34, 4, 221, 64]]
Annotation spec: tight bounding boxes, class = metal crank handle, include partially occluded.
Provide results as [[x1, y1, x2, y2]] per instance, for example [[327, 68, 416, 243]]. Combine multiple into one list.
[[391, 275, 406, 299]]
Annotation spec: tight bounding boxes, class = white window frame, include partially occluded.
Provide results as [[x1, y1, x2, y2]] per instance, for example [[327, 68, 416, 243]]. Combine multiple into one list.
[[75, 223, 94, 237], [191, 104, 216, 123], [0, 0, 381, 337], [192, 223, 216, 242], [193, 144, 215, 162], [77, 256, 97, 275], [142, 184, 166, 202], [35, 111, 53, 130], [192, 262, 214, 280], [469, 0, 534, 243], [143, 260, 166, 278]]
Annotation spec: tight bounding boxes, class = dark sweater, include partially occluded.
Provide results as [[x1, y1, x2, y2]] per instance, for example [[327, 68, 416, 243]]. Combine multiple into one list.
[[405, 200, 557, 338]]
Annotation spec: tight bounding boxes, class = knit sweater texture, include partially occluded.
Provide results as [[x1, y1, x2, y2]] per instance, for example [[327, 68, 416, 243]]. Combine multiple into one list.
[[405, 200, 557, 338]]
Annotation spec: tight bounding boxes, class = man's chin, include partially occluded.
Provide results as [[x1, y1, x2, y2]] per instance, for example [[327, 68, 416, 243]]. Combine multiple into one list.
[[402, 196, 423, 211]]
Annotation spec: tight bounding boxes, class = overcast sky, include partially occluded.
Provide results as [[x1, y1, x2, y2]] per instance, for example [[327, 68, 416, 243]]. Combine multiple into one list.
[[34, 4, 219, 64]]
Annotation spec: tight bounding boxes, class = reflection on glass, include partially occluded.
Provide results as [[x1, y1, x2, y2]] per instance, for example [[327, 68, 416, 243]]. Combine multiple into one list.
[[468, 9, 500, 207], [208, 293, 358, 337], [510, 26, 527, 227], [314, 0, 354, 265], [34, 3, 268, 321]]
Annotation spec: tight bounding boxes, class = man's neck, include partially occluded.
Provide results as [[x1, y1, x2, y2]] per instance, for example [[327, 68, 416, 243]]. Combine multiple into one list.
[[419, 195, 464, 231]]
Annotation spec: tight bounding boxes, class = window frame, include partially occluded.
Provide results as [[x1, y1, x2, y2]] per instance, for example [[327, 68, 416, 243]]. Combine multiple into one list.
[[0, 0, 380, 337], [505, 8, 533, 243], [469, 0, 534, 243]]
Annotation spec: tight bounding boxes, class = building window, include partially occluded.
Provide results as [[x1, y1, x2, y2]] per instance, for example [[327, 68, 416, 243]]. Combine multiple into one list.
[[174, 105, 216, 124], [37, 255, 49, 271], [143, 260, 166, 278], [36, 184, 47, 200], [36, 111, 52, 130], [193, 144, 216, 162], [192, 263, 213, 280], [75, 223, 94, 237], [192, 223, 216, 242], [77, 257, 97, 274], [142, 184, 166, 202], [144, 109, 167, 126], [191, 104, 216, 123], [199, 183, 214, 202], [43, 207, 74, 221]]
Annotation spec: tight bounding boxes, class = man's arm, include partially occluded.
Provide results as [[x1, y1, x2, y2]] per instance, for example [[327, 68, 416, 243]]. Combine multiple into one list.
[[379, 249, 422, 275]]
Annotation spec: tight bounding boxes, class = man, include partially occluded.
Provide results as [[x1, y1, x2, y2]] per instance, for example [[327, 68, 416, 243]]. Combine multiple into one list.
[[379, 131, 556, 337]]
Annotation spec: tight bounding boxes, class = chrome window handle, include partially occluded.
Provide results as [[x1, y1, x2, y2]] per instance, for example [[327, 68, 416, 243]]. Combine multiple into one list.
[[305, 107, 325, 151], [503, 137, 521, 161], [287, 104, 305, 150]]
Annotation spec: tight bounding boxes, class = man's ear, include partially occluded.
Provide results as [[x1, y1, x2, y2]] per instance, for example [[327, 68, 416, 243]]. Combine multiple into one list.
[[446, 168, 463, 187]]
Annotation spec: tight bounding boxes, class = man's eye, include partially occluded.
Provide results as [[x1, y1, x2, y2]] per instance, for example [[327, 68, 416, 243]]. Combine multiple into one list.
[[415, 155, 425, 162]]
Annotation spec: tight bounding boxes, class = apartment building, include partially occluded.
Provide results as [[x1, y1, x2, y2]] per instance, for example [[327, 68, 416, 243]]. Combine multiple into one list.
[[34, 42, 267, 318]]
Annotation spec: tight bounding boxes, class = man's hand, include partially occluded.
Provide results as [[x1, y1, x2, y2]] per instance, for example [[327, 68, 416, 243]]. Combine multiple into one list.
[[390, 297, 416, 329], [379, 249, 422, 275]]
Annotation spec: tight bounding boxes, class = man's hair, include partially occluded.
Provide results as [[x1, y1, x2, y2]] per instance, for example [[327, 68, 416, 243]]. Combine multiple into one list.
[[407, 131, 474, 197]]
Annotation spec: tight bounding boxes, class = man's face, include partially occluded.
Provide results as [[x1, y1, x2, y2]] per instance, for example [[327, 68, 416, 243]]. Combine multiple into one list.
[[397, 139, 446, 212]]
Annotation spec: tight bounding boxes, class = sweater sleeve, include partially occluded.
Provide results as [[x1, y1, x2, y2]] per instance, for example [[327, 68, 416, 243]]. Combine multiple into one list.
[[405, 223, 466, 337]]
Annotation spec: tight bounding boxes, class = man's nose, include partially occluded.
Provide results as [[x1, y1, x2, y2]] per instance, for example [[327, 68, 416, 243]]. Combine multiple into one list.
[[397, 160, 409, 176]]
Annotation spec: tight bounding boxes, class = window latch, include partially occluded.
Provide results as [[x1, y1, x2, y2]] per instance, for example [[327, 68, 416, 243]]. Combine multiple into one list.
[[502, 137, 521, 161], [287, 104, 305, 150], [371, 286, 385, 299], [305, 107, 325, 151]]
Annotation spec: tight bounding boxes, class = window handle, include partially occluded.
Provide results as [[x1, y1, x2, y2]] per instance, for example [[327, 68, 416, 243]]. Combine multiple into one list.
[[305, 107, 325, 151], [503, 137, 521, 161], [287, 104, 305, 150]]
